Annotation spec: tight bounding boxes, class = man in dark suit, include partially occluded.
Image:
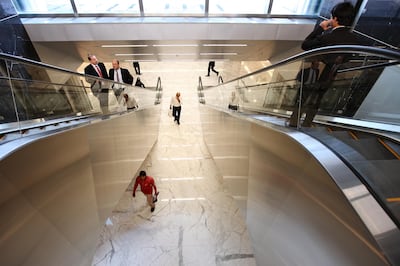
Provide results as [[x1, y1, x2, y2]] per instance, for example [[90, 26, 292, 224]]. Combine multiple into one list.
[[109, 59, 134, 85], [288, 60, 320, 127], [84, 54, 109, 90], [289, 2, 362, 127], [109, 59, 134, 98], [84, 54, 108, 79], [301, 2, 360, 51], [84, 54, 109, 111]]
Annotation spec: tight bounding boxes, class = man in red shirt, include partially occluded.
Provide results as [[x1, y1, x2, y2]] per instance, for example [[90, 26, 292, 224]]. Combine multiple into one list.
[[132, 170, 159, 212]]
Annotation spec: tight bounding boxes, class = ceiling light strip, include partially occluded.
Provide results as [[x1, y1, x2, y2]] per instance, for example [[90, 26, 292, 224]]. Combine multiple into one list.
[[158, 53, 197, 56], [153, 44, 199, 47]]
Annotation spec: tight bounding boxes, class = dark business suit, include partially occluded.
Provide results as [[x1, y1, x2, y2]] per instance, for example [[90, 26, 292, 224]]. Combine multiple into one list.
[[84, 62, 109, 110], [84, 62, 109, 79], [296, 26, 361, 126], [302, 26, 360, 51], [289, 66, 320, 127], [295, 67, 320, 84], [109, 68, 133, 85]]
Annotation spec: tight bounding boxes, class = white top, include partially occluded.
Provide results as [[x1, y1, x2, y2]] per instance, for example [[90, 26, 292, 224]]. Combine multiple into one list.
[[170, 96, 182, 107], [122, 94, 138, 109]]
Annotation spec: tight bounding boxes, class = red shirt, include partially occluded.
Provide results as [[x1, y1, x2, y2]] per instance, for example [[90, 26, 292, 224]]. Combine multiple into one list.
[[133, 175, 157, 195]]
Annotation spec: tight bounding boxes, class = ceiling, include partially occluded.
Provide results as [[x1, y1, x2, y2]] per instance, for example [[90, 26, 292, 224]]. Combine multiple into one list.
[[22, 16, 315, 64], [33, 39, 303, 64]]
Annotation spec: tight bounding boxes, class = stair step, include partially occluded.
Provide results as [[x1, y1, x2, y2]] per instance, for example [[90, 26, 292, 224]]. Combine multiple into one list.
[[328, 132, 396, 160], [351, 160, 400, 225]]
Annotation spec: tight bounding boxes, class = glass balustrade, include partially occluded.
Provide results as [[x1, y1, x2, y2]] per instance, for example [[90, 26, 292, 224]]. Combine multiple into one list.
[[201, 44, 400, 231], [0, 53, 160, 141], [202, 46, 400, 128]]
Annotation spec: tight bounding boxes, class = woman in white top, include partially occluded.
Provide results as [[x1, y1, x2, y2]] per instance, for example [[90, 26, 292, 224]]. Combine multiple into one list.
[[170, 92, 182, 125]]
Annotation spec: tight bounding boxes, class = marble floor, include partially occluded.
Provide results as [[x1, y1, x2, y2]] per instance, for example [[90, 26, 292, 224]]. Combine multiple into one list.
[[91, 61, 259, 266]]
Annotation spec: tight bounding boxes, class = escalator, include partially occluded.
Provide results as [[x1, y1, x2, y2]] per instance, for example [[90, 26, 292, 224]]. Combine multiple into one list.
[[0, 53, 163, 265], [200, 45, 400, 265], [1, 45, 400, 265], [304, 125, 400, 228]]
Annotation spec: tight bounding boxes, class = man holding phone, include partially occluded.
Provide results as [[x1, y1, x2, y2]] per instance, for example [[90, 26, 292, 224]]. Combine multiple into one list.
[[290, 2, 363, 127], [301, 2, 361, 50]]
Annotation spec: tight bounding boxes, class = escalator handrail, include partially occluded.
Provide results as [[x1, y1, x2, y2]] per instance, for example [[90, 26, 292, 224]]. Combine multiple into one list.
[[221, 45, 400, 85], [1, 52, 87, 77], [0, 52, 114, 84]]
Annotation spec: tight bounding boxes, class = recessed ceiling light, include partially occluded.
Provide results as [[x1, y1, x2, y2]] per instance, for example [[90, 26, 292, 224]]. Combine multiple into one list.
[[158, 53, 197, 56], [101, 44, 148, 48], [153, 44, 198, 47]]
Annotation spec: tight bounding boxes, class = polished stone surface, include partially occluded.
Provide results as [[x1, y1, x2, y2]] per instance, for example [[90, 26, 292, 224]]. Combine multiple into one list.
[[91, 61, 257, 266], [91, 61, 389, 266]]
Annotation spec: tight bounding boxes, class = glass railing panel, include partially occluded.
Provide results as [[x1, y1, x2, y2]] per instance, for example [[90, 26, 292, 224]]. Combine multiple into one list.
[[0, 79, 18, 124], [313, 53, 398, 124], [0, 53, 160, 140], [4, 59, 101, 123], [203, 60, 302, 115], [202, 47, 400, 129]]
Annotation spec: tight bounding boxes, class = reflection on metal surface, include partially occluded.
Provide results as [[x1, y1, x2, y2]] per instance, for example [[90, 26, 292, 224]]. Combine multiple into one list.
[[344, 185, 398, 236], [200, 104, 400, 264]]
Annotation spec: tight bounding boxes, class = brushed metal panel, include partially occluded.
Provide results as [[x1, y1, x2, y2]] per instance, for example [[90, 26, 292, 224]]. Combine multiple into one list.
[[200, 106, 391, 265], [0, 107, 160, 266]]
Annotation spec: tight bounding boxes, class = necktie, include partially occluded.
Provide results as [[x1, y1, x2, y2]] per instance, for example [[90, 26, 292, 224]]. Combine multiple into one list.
[[116, 71, 120, 82], [95, 65, 103, 77], [309, 69, 314, 84]]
